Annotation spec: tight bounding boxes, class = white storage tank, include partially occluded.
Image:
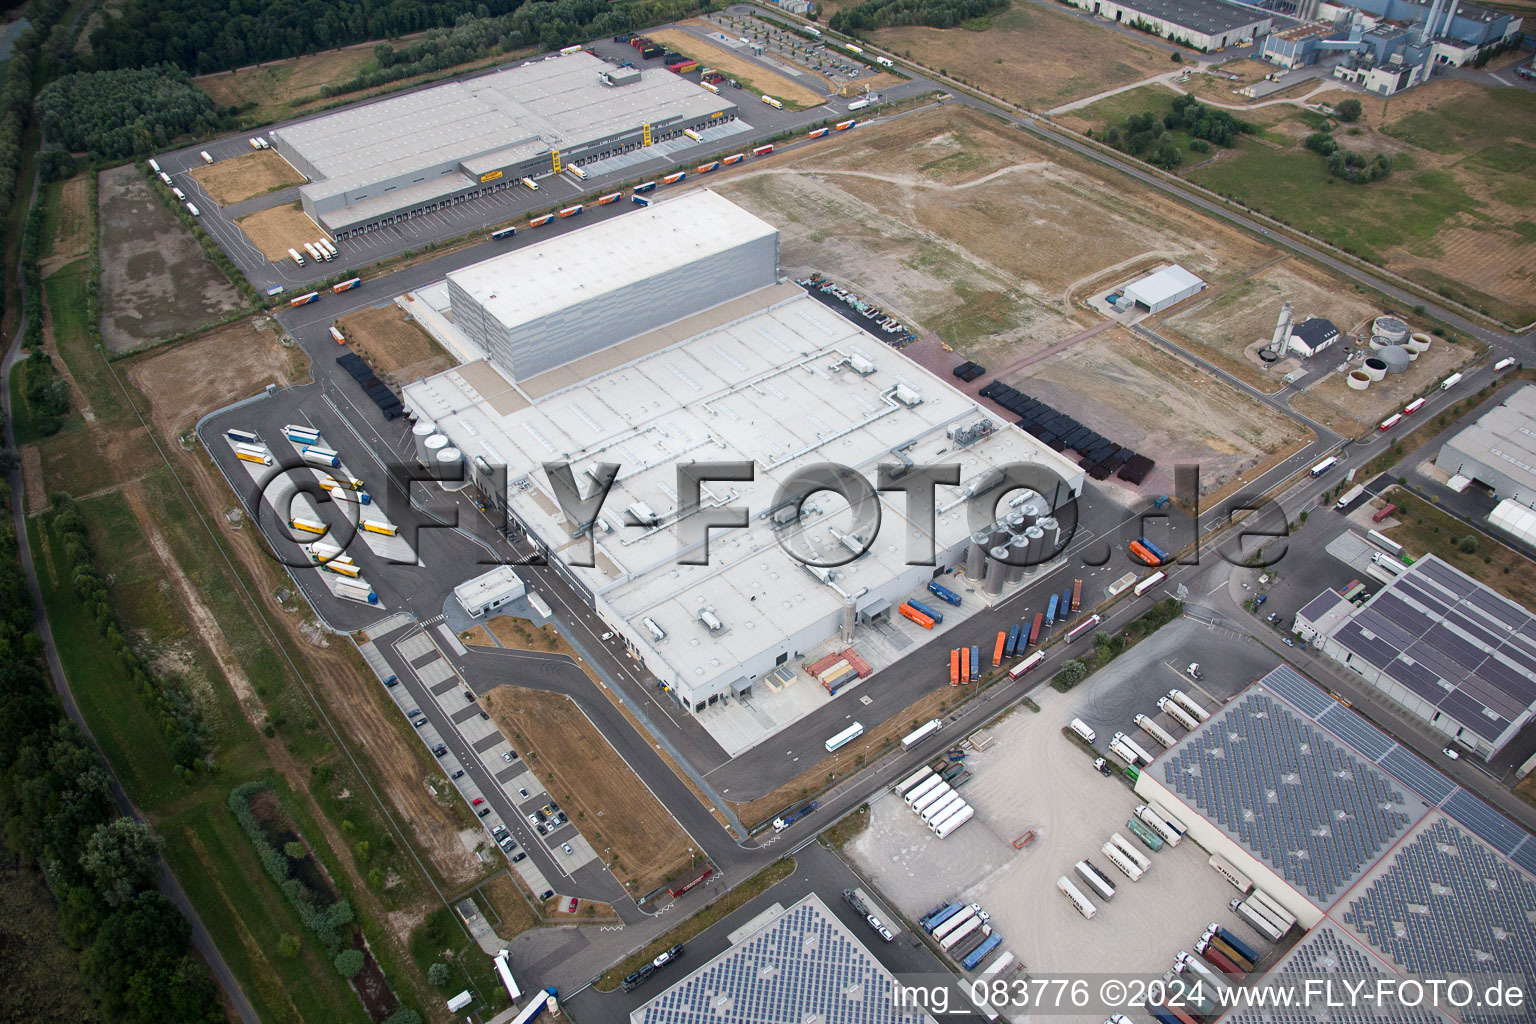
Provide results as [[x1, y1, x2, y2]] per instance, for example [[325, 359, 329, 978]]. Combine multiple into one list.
[[412, 419, 439, 463], [1362, 357, 1387, 381], [1348, 370, 1371, 390], [1372, 316, 1409, 343]]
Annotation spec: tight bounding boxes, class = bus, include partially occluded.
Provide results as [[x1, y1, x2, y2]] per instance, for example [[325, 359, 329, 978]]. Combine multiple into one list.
[[808, 127, 829, 139], [696, 160, 720, 173], [633, 180, 657, 193], [1066, 614, 1102, 643], [683, 128, 703, 142], [1310, 456, 1338, 477], [662, 171, 687, 184], [834, 119, 857, 131], [722, 153, 745, 165], [558, 204, 583, 218], [529, 214, 554, 227], [1366, 530, 1403, 557], [1008, 650, 1045, 681], [597, 192, 622, 205], [1133, 572, 1166, 597], [825, 722, 864, 752], [760, 95, 783, 109], [902, 719, 942, 750]]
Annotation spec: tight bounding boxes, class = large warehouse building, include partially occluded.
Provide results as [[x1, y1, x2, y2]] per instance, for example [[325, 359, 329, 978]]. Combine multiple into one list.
[[1136, 666, 1536, 1024], [1062, 0, 1274, 50], [402, 191, 1087, 717], [1435, 384, 1536, 509], [1293, 553, 1536, 758], [630, 895, 934, 1024], [269, 51, 737, 238], [447, 193, 778, 381]]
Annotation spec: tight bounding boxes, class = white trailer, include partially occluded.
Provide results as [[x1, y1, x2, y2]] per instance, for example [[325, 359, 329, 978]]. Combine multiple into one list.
[[1135, 714, 1178, 749], [1177, 951, 1231, 993], [1113, 731, 1155, 766], [898, 767, 936, 795], [933, 805, 974, 838], [1074, 860, 1116, 901], [1147, 802, 1188, 836], [493, 951, 522, 1003], [1057, 876, 1096, 920], [1209, 852, 1253, 894], [941, 916, 985, 951], [1109, 833, 1151, 873], [923, 792, 964, 824], [1168, 688, 1210, 722], [912, 784, 953, 816], [1136, 805, 1182, 846], [1249, 889, 1296, 930], [1100, 841, 1145, 881], [1108, 736, 1141, 766], [931, 905, 976, 942], [1158, 696, 1200, 731], [1232, 898, 1285, 942], [906, 775, 945, 806]]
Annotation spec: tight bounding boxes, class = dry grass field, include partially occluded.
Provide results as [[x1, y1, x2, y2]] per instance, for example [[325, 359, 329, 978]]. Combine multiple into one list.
[[335, 305, 453, 382], [41, 176, 90, 275], [189, 149, 306, 206], [98, 166, 246, 351], [646, 26, 828, 107], [237, 201, 328, 262], [862, 3, 1168, 110], [484, 683, 695, 895]]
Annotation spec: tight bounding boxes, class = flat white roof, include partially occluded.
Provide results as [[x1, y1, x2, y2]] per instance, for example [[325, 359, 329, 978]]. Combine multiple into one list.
[[452, 565, 525, 609], [405, 290, 1085, 691], [1124, 264, 1205, 306], [448, 190, 777, 332]]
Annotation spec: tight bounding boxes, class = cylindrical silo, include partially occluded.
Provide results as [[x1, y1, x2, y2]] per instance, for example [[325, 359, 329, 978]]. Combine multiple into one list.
[[1362, 357, 1387, 381], [412, 419, 438, 464], [1005, 512, 1026, 536], [1407, 332, 1432, 354], [1006, 536, 1029, 585], [984, 546, 1009, 596], [1348, 370, 1371, 390], [965, 531, 990, 578], [1037, 517, 1060, 564], [1373, 316, 1409, 343], [1023, 525, 1045, 577], [436, 446, 464, 486], [423, 432, 449, 472], [842, 598, 856, 644]]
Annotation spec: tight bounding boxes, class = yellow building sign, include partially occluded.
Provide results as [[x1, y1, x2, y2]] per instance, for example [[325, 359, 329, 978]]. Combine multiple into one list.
[[479, 169, 503, 183], [642, 123, 652, 147], [551, 149, 562, 173]]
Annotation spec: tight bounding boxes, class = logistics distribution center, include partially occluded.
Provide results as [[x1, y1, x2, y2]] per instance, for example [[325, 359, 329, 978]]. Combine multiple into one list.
[[1136, 667, 1536, 1016], [269, 51, 737, 238], [403, 191, 1085, 718]]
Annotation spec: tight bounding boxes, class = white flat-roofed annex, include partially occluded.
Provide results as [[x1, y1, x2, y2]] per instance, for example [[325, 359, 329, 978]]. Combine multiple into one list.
[[448, 189, 777, 336], [271, 51, 732, 205], [404, 288, 1086, 698]]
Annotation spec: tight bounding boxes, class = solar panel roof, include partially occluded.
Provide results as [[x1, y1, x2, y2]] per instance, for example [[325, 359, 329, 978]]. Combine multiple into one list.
[[630, 894, 934, 1024]]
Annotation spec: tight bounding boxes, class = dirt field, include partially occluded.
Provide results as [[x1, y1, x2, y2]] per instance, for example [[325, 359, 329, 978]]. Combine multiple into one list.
[[121, 316, 309, 439], [189, 150, 306, 207], [98, 165, 247, 352], [1304, 337, 1473, 424], [645, 26, 828, 107], [482, 678, 695, 895], [713, 104, 1275, 368], [336, 305, 453, 382], [237, 201, 328, 262], [42, 176, 91, 276], [863, 4, 1168, 111]]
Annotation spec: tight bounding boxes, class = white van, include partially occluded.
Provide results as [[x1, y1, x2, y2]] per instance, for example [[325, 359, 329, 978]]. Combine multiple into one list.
[[186, 202, 200, 216], [199, 150, 213, 164], [171, 187, 186, 200], [1070, 718, 1097, 743]]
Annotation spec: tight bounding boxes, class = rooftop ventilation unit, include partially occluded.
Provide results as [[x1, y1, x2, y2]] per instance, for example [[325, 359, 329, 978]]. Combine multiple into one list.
[[892, 384, 923, 408], [643, 617, 667, 642], [948, 418, 995, 447], [849, 352, 877, 376], [698, 609, 724, 633], [626, 502, 661, 527], [802, 563, 835, 584]]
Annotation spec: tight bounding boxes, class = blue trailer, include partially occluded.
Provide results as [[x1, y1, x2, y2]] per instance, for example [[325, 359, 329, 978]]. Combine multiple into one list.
[[907, 599, 944, 624], [1216, 925, 1260, 965], [1061, 588, 1073, 620], [969, 647, 979, 678], [1005, 623, 1022, 657], [927, 581, 962, 606], [922, 902, 965, 932], [1139, 537, 1170, 563], [1147, 1006, 1180, 1024], [1046, 593, 1060, 625], [963, 933, 1003, 971]]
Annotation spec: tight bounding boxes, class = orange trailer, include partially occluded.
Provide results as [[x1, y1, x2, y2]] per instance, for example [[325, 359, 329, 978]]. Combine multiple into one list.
[[992, 631, 1006, 666], [950, 649, 960, 686]]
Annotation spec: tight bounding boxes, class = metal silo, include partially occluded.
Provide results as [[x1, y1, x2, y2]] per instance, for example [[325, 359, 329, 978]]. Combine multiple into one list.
[[1023, 525, 1045, 577], [1037, 517, 1060, 565], [412, 419, 438, 464], [965, 531, 990, 578], [984, 546, 1009, 596], [423, 433, 450, 474], [1006, 536, 1029, 585]]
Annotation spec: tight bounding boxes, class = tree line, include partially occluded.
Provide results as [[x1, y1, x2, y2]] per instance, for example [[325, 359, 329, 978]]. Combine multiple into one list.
[[0, 488, 223, 1024], [829, 0, 1006, 33], [35, 65, 229, 165]]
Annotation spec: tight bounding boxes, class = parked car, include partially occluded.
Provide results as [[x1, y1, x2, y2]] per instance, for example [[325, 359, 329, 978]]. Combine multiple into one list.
[[413, 717, 428, 728], [1443, 747, 1461, 760], [1282, 637, 1296, 647], [600, 631, 615, 641], [464, 690, 474, 702], [511, 851, 527, 862], [472, 797, 484, 806], [451, 769, 465, 779], [561, 842, 573, 855], [433, 744, 448, 757], [502, 751, 517, 762], [491, 824, 507, 837], [383, 675, 398, 687], [567, 897, 579, 913], [477, 808, 491, 818], [518, 788, 529, 798]]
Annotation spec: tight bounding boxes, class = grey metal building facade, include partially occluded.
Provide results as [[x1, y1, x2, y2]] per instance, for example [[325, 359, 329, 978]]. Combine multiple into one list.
[[1435, 385, 1536, 508]]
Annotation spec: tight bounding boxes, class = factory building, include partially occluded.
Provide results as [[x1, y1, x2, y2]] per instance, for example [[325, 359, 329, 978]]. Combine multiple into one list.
[[402, 191, 1086, 718], [1061, 0, 1274, 50], [1121, 264, 1207, 313], [1286, 316, 1340, 357], [1140, 666, 1536, 1024], [1435, 384, 1536, 509], [268, 52, 737, 239], [1293, 553, 1536, 758]]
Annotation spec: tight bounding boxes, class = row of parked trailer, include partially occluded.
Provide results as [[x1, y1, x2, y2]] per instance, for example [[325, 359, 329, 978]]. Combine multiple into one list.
[[1055, 829, 1155, 921], [917, 899, 1011, 974], [895, 755, 975, 839], [802, 276, 917, 348], [287, 238, 337, 266], [145, 158, 201, 217], [1142, 920, 1268, 1024], [1103, 688, 1210, 773]]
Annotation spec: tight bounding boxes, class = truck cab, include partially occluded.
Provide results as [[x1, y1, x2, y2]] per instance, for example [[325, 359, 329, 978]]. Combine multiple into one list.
[[1186, 663, 1202, 680]]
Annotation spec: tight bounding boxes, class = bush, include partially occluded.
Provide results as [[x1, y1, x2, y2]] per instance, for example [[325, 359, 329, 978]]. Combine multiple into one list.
[[1189, 138, 1210, 153], [385, 1011, 423, 1024], [1052, 659, 1088, 691], [1304, 132, 1337, 155], [1335, 98, 1362, 123], [277, 934, 301, 959], [334, 949, 365, 978], [1457, 535, 1478, 554], [428, 962, 451, 988]]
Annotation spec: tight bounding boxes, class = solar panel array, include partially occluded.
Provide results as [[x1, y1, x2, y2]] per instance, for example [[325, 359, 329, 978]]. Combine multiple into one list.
[[633, 896, 932, 1024], [1156, 689, 1423, 903], [1254, 666, 1536, 888], [1327, 555, 1536, 745], [1343, 816, 1536, 1024], [1221, 923, 1451, 1024]]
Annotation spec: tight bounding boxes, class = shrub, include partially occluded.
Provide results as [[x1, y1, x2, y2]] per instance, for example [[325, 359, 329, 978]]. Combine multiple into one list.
[[1458, 535, 1478, 554], [1335, 98, 1362, 123], [335, 949, 365, 978], [428, 962, 451, 988]]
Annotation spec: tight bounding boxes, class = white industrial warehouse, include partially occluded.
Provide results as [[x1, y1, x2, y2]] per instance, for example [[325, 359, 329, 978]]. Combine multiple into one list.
[[1436, 384, 1536, 509], [268, 51, 737, 237], [402, 191, 1086, 721], [1122, 264, 1206, 313]]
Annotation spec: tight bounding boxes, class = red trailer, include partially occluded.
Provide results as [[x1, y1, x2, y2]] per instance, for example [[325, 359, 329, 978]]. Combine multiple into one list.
[[1028, 613, 1043, 647], [1071, 578, 1083, 612], [1371, 503, 1397, 523]]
